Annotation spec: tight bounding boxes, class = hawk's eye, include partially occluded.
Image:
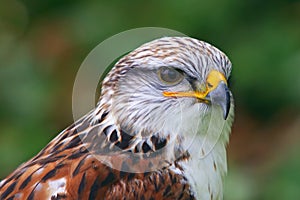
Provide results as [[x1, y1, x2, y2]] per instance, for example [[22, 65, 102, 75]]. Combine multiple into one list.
[[158, 67, 184, 85]]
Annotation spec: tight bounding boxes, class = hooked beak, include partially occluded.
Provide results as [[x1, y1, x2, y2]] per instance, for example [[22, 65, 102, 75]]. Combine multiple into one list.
[[205, 81, 230, 119], [163, 70, 231, 120]]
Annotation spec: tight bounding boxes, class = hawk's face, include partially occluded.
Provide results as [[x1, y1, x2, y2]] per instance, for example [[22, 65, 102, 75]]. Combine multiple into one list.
[[101, 37, 233, 153]]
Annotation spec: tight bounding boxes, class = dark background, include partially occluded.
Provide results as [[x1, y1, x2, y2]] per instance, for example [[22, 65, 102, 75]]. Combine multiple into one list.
[[1, 1, 300, 199]]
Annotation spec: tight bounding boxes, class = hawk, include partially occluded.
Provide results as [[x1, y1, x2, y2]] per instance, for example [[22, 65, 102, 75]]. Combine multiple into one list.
[[0, 37, 234, 200]]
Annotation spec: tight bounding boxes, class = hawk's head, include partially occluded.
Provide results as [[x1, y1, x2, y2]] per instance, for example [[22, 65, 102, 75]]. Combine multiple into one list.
[[95, 36, 233, 161]]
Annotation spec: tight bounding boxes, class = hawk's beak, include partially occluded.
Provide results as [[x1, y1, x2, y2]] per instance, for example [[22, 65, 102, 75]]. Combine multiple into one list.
[[163, 70, 231, 120], [205, 81, 230, 120]]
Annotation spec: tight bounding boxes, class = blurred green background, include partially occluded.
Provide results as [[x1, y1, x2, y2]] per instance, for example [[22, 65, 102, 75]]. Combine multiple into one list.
[[1, 0, 300, 199]]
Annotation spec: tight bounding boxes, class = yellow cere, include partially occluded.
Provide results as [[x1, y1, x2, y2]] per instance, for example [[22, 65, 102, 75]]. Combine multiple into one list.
[[206, 70, 227, 92], [163, 70, 227, 101]]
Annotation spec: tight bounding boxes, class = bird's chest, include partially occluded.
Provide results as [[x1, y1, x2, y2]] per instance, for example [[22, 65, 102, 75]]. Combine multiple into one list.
[[179, 154, 224, 200], [175, 132, 227, 200]]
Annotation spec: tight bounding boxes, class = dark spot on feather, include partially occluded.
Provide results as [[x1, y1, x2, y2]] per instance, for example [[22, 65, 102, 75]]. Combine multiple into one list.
[[109, 130, 118, 142], [142, 142, 152, 153], [89, 176, 100, 200], [169, 172, 177, 184], [42, 169, 57, 182], [15, 171, 23, 180], [213, 161, 217, 171], [71, 128, 78, 135], [100, 171, 115, 187], [63, 136, 82, 150], [178, 191, 184, 199], [37, 155, 66, 165], [120, 130, 134, 143], [50, 142, 64, 153], [154, 179, 159, 192], [41, 164, 64, 182], [126, 149, 133, 153], [0, 169, 23, 188], [78, 173, 86, 196], [28, 189, 35, 200], [19, 174, 32, 189], [68, 152, 82, 160], [207, 82, 213, 88], [134, 145, 140, 153], [68, 148, 88, 160], [172, 175, 177, 184], [115, 130, 133, 149], [158, 173, 165, 184], [150, 135, 158, 144], [102, 125, 112, 136], [0, 181, 16, 199], [99, 111, 109, 123], [154, 137, 167, 150], [163, 185, 171, 196], [5, 170, 22, 185], [73, 157, 86, 177]]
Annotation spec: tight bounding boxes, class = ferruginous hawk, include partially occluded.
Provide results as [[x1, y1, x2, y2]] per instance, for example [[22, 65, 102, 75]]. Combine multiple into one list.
[[0, 37, 234, 200]]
